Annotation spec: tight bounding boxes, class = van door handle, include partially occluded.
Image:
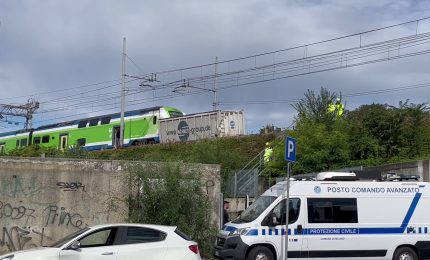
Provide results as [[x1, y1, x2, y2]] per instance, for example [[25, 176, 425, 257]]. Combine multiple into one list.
[[297, 225, 303, 234], [101, 252, 114, 255]]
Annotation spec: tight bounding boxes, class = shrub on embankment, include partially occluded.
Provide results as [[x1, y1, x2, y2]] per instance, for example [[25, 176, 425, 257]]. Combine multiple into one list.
[[126, 163, 218, 258]]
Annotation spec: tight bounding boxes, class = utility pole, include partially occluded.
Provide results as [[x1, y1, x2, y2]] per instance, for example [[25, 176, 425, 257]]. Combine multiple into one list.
[[120, 37, 126, 148], [213, 56, 218, 111], [0, 98, 40, 130]]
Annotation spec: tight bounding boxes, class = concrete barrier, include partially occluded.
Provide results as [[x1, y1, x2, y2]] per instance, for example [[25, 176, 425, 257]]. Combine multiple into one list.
[[0, 157, 220, 254]]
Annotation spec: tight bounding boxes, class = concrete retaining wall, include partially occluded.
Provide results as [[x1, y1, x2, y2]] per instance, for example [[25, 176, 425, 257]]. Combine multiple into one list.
[[365, 160, 430, 181], [0, 157, 220, 254]]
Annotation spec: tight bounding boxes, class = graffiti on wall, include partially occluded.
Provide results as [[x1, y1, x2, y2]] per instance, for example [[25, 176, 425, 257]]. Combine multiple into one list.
[[43, 206, 84, 229], [0, 201, 36, 226], [0, 176, 94, 254], [0, 176, 60, 205], [0, 226, 51, 252], [56, 182, 86, 192]]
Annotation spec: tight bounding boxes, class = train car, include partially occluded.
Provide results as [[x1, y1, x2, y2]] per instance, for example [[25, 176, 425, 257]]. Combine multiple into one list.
[[0, 106, 184, 152], [0, 129, 32, 154]]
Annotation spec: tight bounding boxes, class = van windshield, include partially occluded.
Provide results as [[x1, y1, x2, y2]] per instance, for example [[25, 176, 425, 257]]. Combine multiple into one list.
[[232, 196, 277, 224]]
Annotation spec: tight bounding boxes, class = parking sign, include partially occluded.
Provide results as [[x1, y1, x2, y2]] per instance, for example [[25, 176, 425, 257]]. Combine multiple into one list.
[[285, 136, 296, 162]]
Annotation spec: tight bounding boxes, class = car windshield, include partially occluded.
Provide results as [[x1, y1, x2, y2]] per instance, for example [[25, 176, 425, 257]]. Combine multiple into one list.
[[49, 228, 90, 248], [232, 196, 277, 224]]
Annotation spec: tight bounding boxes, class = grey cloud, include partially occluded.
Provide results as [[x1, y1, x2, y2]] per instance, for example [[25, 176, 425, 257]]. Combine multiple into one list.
[[0, 0, 429, 133]]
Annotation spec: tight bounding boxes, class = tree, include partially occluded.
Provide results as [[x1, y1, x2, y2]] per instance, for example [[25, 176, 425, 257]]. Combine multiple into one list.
[[290, 119, 350, 174], [292, 87, 340, 126], [346, 101, 430, 160]]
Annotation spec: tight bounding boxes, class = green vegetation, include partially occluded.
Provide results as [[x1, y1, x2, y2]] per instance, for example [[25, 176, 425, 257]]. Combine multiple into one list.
[[126, 163, 218, 258], [265, 88, 430, 176], [5, 87, 430, 177]]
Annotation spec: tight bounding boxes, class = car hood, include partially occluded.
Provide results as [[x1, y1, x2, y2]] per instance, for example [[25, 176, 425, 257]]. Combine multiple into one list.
[[0, 247, 60, 259]]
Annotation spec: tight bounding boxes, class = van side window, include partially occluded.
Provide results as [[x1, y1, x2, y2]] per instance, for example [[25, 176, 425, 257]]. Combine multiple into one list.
[[307, 198, 358, 223], [272, 198, 301, 225]]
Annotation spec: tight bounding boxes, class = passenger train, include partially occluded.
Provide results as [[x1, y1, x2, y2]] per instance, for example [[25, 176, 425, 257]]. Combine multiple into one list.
[[0, 106, 184, 153]]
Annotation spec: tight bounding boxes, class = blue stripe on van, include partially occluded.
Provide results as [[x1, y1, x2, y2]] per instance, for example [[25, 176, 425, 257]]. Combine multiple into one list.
[[224, 226, 237, 232], [231, 193, 422, 237], [401, 193, 422, 230]]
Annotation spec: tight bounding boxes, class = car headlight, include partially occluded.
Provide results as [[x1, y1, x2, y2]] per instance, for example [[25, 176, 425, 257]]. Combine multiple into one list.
[[229, 227, 250, 236], [0, 255, 14, 260]]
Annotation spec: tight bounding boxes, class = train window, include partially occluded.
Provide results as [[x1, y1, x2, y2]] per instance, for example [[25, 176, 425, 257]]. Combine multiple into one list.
[[34, 137, 41, 144], [153, 116, 157, 125], [77, 138, 86, 147], [78, 120, 88, 128], [16, 140, 19, 147], [89, 119, 99, 127], [42, 135, 50, 143], [101, 117, 111, 125], [20, 138, 27, 147], [169, 111, 183, 118]]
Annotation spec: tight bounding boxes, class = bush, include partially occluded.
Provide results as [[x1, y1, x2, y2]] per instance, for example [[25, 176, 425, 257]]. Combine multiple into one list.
[[126, 163, 218, 258]]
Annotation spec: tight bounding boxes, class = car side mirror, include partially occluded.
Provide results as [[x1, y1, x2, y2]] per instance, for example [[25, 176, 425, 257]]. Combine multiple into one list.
[[69, 241, 81, 250]]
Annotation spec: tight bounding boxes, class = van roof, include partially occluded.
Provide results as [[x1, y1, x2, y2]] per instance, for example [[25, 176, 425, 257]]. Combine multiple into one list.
[[262, 179, 429, 198]]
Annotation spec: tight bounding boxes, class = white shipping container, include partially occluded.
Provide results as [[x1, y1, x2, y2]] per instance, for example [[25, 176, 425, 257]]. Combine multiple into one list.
[[159, 110, 245, 143]]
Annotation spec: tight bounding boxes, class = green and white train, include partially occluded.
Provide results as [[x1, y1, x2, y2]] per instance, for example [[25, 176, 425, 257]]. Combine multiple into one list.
[[0, 106, 184, 153]]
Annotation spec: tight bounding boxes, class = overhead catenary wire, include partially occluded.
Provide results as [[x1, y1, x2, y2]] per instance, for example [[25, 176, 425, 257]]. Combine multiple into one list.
[[29, 35, 430, 125], [2, 17, 430, 131], [5, 16, 430, 107], [26, 19, 430, 110], [0, 79, 123, 103], [219, 82, 430, 106], [136, 16, 430, 77]]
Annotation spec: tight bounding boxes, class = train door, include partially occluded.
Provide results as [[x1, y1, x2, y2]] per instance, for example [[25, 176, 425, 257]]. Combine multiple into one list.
[[0, 143, 5, 154], [59, 134, 69, 151], [112, 126, 121, 148]]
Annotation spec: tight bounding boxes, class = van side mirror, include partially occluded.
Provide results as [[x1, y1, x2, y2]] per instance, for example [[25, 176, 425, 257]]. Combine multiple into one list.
[[262, 212, 280, 227], [268, 212, 279, 227], [272, 215, 279, 226], [68, 241, 81, 250]]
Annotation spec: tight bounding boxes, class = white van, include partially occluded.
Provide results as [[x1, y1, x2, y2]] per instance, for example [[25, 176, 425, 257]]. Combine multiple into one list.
[[214, 172, 430, 260]]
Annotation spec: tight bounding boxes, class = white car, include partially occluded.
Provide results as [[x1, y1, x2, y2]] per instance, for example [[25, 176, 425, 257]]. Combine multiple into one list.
[[0, 223, 201, 260]]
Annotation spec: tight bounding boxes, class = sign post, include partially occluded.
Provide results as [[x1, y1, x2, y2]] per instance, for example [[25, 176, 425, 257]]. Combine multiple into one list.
[[284, 137, 296, 260]]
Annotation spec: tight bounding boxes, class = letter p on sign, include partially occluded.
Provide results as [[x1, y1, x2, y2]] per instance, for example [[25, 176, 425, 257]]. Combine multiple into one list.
[[285, 137, 297, 162]]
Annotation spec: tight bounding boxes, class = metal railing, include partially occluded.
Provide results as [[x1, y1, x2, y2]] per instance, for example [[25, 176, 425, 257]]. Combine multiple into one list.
[[229, 149, 265, 197]]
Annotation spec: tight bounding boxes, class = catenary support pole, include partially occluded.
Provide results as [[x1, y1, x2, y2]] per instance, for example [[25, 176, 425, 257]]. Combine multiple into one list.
[[120, 37, 126, 147], [213, 56, 218, 111]]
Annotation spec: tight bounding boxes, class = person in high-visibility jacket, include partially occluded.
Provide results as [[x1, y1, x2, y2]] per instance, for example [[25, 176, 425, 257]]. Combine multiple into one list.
[[264, 142, 273, 164]]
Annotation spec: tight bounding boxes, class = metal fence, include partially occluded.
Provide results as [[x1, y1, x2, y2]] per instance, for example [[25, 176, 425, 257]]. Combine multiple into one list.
[[225, 150, 264, 198]]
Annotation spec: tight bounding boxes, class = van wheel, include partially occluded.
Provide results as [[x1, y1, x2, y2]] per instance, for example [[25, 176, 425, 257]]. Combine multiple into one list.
[[247, 246, 274, 260], [393, 247, 418, 260]]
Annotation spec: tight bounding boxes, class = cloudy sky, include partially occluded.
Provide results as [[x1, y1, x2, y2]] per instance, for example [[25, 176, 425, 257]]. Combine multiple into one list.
[[1, 0, 430, 133]]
